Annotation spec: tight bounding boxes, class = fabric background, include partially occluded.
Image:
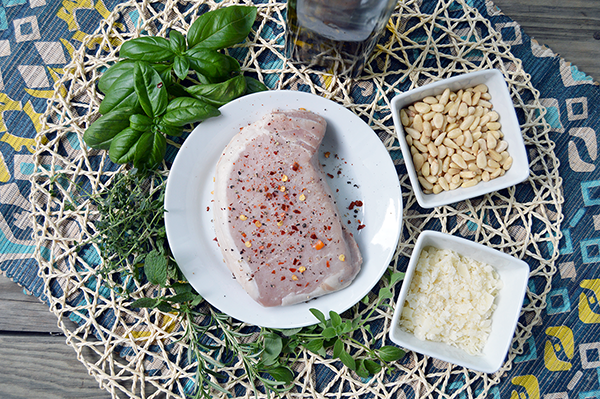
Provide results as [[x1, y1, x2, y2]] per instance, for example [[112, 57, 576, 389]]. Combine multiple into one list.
[[0, 0, 598, 397]]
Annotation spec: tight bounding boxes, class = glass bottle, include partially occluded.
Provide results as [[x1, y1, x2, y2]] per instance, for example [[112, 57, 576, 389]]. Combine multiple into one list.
[[285, 0, 397, 78]]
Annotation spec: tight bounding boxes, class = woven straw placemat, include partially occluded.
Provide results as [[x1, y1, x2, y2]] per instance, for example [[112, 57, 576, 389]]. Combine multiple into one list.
[[29, 0, 563, 397]]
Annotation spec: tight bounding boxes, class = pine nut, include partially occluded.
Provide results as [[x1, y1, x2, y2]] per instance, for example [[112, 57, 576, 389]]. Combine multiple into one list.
[[487, 122, 502, 131], [452, 153, 468, 169], [474, 84, 488, 93], [413, 114, 424, 132], [399, 82, 513, 194], [496, 140, 508, 153], [431, 104, 445, 113], [418, 176, 433, 190], [439, 176, 450, 191], [439, 88, 450, 105], [434, 132, 447, 146], [400, 109, 410, 126], [428, 142, 439, 157], [414, 102, 431, 113], [405, 127, 421, 140], [413, 153, 425, 170], [433, 113, 444, 129], [462, 178, 478, 188]]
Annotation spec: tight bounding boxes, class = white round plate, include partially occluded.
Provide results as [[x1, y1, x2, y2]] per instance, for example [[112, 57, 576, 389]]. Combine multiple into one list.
[[165, 90, 402, 328]]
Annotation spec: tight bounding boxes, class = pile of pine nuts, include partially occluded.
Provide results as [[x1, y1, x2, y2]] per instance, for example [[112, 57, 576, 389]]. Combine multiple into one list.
[[400, 84, 513, 194]]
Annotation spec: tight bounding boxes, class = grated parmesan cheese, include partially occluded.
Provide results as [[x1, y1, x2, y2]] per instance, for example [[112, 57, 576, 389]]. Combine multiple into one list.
[[399, 246, 503, 355]]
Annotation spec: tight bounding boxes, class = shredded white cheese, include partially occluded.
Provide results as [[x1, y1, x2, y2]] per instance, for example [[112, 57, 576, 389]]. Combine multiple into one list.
[[399, 246, 503, 355]]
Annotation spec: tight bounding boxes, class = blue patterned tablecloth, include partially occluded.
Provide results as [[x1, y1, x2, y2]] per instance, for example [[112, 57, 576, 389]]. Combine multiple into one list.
[[1, 0, 599, 398]]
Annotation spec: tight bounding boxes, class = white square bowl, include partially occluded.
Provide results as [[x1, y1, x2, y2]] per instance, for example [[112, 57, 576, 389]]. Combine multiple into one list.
[[390, 69, 530, 208], [388, 230, 530, 373]]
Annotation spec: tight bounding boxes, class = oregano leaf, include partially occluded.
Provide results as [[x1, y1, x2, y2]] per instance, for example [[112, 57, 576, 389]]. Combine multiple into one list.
[[144, 249, 168, 286]]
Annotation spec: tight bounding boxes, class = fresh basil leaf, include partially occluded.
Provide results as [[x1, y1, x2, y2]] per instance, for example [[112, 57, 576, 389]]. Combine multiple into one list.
[[265, 366, 294, 384], [153, 64, 173, 87], [98, 60, 135, 94], [186, 74, 246, 106], [134, 131, 166, 169], [161, 97, 220, 126], [377, 345, 405, 362], [98, 72, 140, 115], [144, 248, 168, 286], [363, 359, 382, 375], [244, 76, 268, 94], [173, 55, 190, 81], [129, 114, 153, 131], [169, 30, 186, 54], [130, 297, 159, 309], [187, 6, 257, 50], [262, 333, 283, 366], [157, 121, 184, 137], [109, 127, 144, 164], [166, 82, 189, 98], [133, 61, 168, 118], [83, 109, 132, 150], [185, 48, 240, 82], [120, 36, 175, 62]]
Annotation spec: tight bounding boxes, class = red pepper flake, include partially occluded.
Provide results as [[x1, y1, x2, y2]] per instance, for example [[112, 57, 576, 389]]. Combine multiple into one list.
[[281, 276, 286, 281], [358, 224, 366, 230], [305, 282, 310, 287], [281, 204, 289, 211], [326, 260, 330, 268], [271, 270, 276, 274], [289, 268, 297, 272], [206, 206, 210, 211], [313, 240, 325, 250], [310, 233, 318, 240], [348, 200, 364, 210], [291, 162, 300, 171], [327, 173, 334, 179], [293, 210, 301, 214], [259, 245, 265, 250]]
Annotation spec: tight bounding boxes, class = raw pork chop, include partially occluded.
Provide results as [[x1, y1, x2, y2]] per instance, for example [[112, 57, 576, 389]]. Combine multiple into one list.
[[213, 109, 363, 307]]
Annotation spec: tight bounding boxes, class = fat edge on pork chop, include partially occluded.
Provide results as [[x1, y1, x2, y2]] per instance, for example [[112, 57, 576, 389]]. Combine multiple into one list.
[[213, 109, 363, 307]]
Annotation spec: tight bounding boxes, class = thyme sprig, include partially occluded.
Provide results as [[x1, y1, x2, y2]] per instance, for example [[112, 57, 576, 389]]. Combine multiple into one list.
[[56, 165, 406, 398]]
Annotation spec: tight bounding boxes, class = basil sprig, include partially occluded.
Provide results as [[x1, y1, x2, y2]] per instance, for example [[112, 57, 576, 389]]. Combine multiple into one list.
[[84, 5, 267, 170]]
